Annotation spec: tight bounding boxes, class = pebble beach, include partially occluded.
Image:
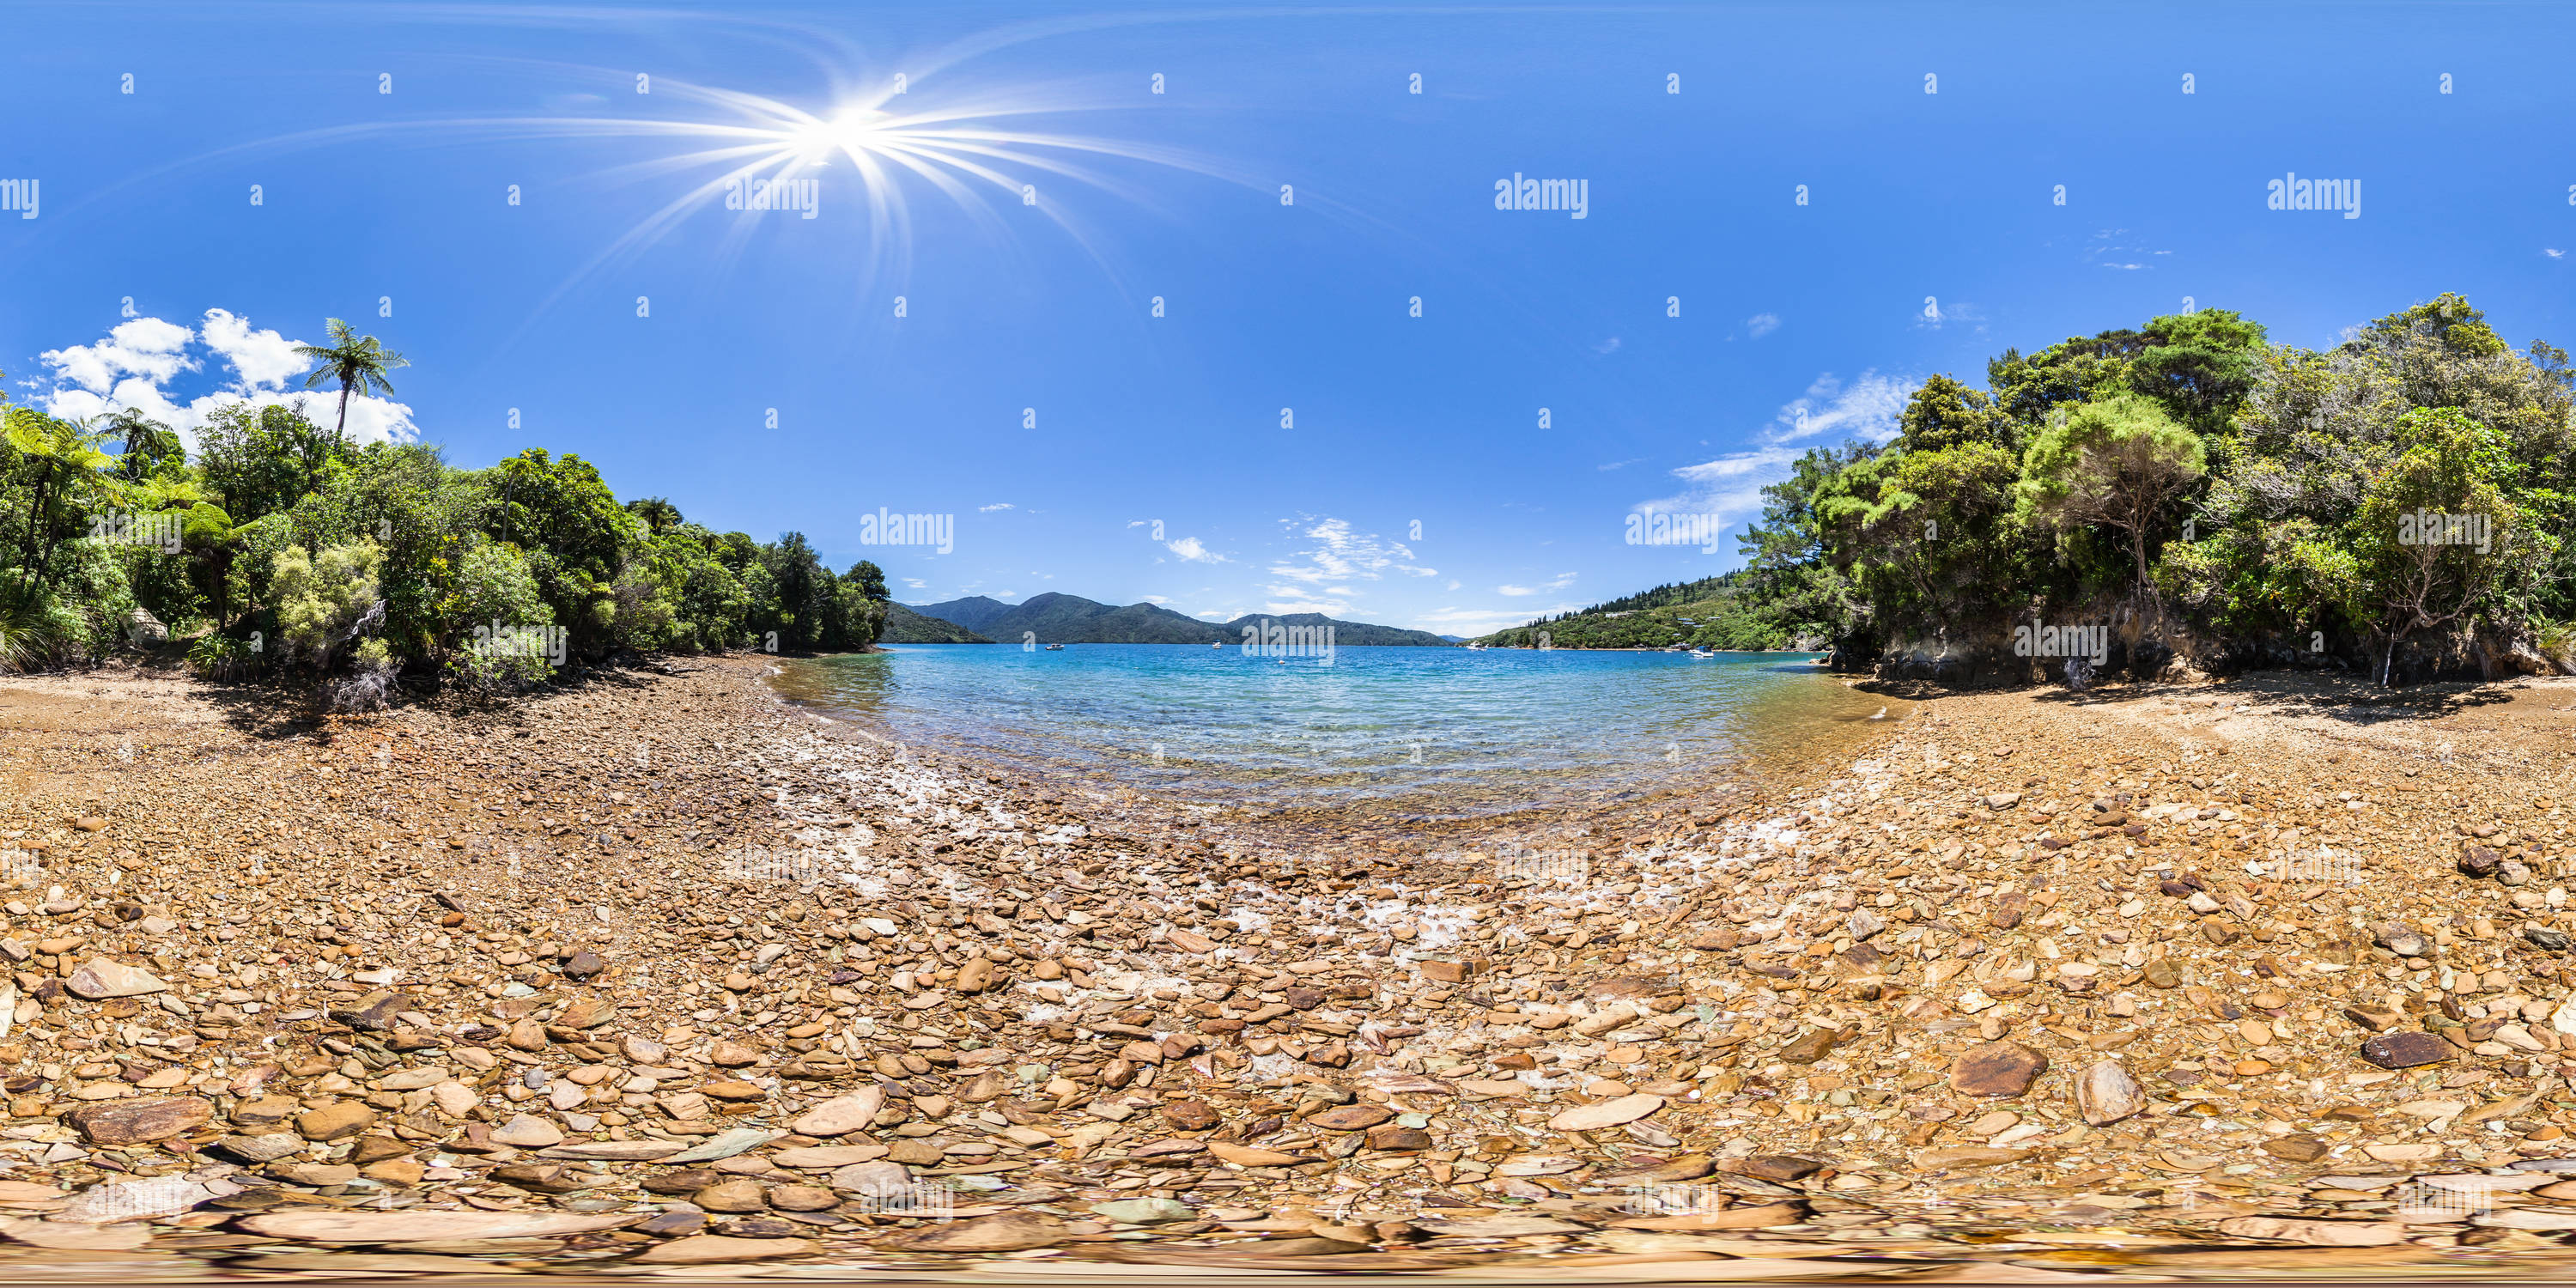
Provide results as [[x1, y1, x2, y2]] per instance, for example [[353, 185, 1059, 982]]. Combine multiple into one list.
[[3, 655, 2576, 1280]]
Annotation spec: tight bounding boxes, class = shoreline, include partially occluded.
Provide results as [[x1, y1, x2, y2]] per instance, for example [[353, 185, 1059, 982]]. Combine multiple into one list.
[[2, 657, 2576, 1278]]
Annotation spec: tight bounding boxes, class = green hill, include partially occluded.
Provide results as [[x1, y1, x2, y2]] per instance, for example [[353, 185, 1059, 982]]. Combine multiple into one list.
[[1469, 570, 1816, 650], [878, 602, 993, 644], [912, 593, 1450, 646]]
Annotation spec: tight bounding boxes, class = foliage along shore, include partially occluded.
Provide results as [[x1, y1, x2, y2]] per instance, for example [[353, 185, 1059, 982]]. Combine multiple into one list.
[[1481, 294, 2576, 689], [2, 323, 891, 707]]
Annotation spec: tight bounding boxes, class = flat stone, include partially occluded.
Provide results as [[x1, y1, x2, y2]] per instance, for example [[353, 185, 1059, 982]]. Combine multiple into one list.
[[772, 1145, 889, 1169], [1917, 1147, 2031, 1170], [2360, 1031, 2455, 1069], [538, 1141, 687, 1162], [58, 1176, 216, 1224], [65, 1097, 211, 1145], [1608, 1203, 1807, 1231], [326, 991, 406, 1032], [2372, 923, 2429, 958], [296, 1103, 377, 1142], [633, 1235, 820, 1262], [769, 1185, 838, 1212], [2476, 1209, 2576, 1230], [268, 1163, 360, 1187], [661, 1128, 781, 1163], [1734, 1155, 1827, 1182], [1777, 1028, 1841, 1064], [0, 1217, 149, 1250], [1950, 1042, 2049, 1097], [1548, 1093, 1665, 1133], [789, 1088, 884, 1137], [213, 1133, 305, 1163], [1414, 1215, 1589, 1236], [2417, 1172, 2553, 1193], [694, 1179, 767, 1213], [489, 1115, 565, 1147], [2074, 1059, 2145, 1126], [64, 959, 167, 1000], [828, 1161, 913, 1198], [1089, 1198, 1194, 1224], [2217, 1216, 2406, 1246], [882, 1211, 1066, 1252], [2263, 1135, 2331, 1163], [235, 1210, 635, 1242], [1307, 1105, 1394, 1132]]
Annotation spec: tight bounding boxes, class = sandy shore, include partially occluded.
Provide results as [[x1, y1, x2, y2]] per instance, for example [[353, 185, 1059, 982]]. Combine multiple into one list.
[[1, 654, 2574, 1279]]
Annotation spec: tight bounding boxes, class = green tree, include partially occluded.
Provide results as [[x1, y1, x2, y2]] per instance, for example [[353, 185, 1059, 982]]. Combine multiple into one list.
[[3, 408, 112, 603], [1895, 375, 2012, 454], [626, 497, 683, 535], [2346, 408, 2544, 684], [198, 401, 340, 521], [848, 559, 889, 602], [2015, 394, 2207, 612], [293, 319, 409, 447]]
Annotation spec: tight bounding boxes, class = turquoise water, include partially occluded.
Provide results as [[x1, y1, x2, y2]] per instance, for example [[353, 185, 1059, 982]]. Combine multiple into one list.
[[773, 645, 1889, 820]]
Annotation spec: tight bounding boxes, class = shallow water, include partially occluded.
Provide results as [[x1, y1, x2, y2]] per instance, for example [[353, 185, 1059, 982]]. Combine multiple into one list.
[[773, 644, 1899, 820]]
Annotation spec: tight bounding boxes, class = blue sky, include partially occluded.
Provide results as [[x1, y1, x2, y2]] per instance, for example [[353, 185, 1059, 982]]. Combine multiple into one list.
[[6, 2, 2573, 635]]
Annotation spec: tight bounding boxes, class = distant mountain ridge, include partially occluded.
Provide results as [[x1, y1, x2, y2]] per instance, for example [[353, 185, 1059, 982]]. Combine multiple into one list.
[[878, 602, 993, 644], [908, 592, 1451, 646]]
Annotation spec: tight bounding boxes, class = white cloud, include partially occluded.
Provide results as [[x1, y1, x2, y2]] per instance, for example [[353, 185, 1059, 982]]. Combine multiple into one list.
[[34, 309, 416, 450], [902, 578, 927, 589], [1769, 371, 1911, 446], [1746, 313, 1781, 338], [979, 501, 1016, 513], [1165, 536, 1224, 563], [1597, 457, 1643, 471], [2550, 249, 2567, 259], [1141, 595, 1170, 605], [198, 309, 309, 389], [1594, 337, 1622, 355], [41, 317, 195, 393], [1498, 584, 1535, 596], [1630, 372, 1913, 544]]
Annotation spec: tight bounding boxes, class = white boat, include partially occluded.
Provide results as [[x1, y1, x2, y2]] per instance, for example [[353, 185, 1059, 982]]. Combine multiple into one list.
[[1044, 643, 1065, 651], [1690, 649, 1716, 659]]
